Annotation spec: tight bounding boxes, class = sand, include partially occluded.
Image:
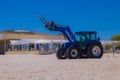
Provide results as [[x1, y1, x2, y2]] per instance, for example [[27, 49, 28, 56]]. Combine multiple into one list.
[[0, 53, 120, 80]]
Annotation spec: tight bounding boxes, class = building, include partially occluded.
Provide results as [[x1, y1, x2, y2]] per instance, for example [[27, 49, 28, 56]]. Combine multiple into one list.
[[0, 31, 66, 55], [0, 39, 9, 55]]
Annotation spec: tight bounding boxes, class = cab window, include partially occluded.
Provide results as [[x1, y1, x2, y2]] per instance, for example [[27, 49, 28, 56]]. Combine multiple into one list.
[[90, 33, 96, 40]]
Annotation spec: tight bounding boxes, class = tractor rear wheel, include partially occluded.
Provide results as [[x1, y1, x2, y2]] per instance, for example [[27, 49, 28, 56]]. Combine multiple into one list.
[[66, 46, 80, 59], [87, 43, 103, 58], [56, 48, 67, 59]]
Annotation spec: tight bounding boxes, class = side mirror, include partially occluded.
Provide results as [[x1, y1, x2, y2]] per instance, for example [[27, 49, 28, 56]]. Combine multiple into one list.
[[98, 37, 100, 41]]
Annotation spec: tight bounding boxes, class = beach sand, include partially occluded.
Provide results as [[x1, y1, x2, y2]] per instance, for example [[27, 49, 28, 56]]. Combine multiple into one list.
[[0, 53, 120, 80]]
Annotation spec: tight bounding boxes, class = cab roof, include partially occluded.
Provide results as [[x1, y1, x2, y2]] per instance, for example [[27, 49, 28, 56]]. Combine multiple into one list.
[[75, 31, 97, 34]]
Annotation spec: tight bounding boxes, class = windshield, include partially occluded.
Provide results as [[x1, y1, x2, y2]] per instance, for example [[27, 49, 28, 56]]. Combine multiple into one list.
[[75, 32, 97, 41]]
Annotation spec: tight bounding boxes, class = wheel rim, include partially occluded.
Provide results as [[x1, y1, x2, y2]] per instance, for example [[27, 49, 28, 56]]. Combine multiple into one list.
[[71, 49, 78, 57], [60, 52, 66, 57], [92, 46, 101, 57]]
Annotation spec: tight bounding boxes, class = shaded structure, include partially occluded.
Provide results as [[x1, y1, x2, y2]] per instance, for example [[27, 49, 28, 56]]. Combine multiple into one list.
[[0, 31, 66, 55]]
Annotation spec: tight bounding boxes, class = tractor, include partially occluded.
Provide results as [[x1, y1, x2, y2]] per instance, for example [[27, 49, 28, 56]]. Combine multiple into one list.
[[39, 16, 103, 59]]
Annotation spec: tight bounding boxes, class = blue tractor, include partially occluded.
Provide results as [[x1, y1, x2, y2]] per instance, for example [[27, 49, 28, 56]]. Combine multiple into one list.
[[39, 16, 103, 59]]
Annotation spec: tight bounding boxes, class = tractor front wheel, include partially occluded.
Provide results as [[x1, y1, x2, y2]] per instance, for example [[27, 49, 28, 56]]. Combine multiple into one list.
[[66, 46, 80, 59], [80, 52, 88, 58], [56, 48, 67, 59]]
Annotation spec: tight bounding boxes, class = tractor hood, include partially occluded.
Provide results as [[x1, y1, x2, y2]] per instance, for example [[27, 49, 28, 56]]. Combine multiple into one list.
[[62, 41, 78, 49]]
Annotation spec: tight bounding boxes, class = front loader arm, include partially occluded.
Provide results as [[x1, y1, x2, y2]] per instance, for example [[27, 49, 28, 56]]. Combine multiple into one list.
[[39, 16, 77, 42]]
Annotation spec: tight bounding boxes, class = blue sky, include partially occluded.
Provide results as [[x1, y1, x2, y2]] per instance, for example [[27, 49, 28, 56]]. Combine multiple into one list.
[[0, 0, 120, 40]]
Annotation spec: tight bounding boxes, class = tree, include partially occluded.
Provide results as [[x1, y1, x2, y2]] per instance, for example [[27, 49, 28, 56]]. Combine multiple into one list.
[[111, 34, 120, 41], [3, 30, 15, 32], [116, 45, 120, 50], [105, 45, 112, 50]]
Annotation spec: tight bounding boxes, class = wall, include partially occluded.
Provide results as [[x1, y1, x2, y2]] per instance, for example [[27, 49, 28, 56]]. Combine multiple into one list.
[[0, 34, 3, 39], [2, 32, 65, 40]]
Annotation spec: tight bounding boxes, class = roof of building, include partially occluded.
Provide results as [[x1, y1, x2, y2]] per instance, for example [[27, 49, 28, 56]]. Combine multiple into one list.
[[0, 32, 64, 40], [10, 39, 67, 45]]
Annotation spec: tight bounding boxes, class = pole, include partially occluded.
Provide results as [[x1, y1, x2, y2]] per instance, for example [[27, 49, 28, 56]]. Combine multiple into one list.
[[112, 41, 115, 57]]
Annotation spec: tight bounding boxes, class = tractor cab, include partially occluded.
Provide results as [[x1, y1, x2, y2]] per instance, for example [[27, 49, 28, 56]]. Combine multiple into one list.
[[75, 31, 99, 42], [74, 31, 102, 58]]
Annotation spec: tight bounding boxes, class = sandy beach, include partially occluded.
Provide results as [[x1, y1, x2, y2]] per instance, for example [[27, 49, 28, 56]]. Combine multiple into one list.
[[0, 53, 120, 80]]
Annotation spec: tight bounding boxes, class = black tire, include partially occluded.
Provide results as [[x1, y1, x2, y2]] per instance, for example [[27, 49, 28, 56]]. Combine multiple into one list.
[[56, 48, 67, 59], [66, 46, 80, 59], [80, 52, 88, 58], [87, 43, 103, 58]]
